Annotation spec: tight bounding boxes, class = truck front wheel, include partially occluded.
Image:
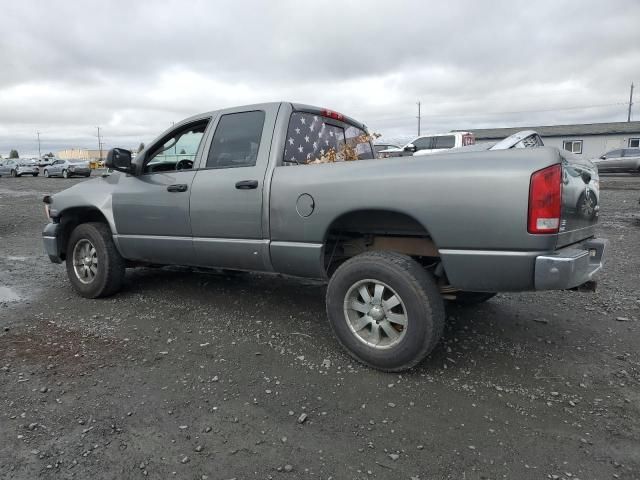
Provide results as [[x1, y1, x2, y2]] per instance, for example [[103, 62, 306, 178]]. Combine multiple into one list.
[[65, 222, 125, 298], [326, 251, 445, 372]]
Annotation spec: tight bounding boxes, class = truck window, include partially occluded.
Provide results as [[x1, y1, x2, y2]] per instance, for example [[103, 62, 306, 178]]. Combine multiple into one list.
[[206, 111, 265, 169], [283, 112, 374, 164], [144, 121, 209, 173], [413, 137, 433, 151], [434, 135, 455, 149]]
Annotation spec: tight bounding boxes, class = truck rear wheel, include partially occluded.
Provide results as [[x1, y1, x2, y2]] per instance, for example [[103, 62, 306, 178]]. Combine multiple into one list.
[[65, 222, 125, 298], [326, 251, 445, 372]]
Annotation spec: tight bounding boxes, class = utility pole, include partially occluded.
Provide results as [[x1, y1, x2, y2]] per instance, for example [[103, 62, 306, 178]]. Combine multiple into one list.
[[628, 82, 634, 122], [36, 131, 41, 159], [96, 126, 103, 161], [416, 101, 421, 136]]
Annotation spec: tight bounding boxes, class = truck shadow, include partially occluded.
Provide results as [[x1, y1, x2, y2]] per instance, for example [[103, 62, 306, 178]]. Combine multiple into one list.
[[117, 267, 569, 375]]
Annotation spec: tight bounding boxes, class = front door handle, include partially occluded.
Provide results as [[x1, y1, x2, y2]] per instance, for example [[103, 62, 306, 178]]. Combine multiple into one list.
[[167, 184, 188, 193], [235, 180, 258, 190]]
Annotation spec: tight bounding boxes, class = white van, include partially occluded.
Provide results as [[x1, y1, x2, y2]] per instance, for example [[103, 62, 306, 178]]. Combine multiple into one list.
[[379, 132, 475, 157]]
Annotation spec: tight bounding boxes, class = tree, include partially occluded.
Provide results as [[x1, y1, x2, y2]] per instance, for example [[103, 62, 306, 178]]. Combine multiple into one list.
[[44, 152, 54, 158], [138, 143, 145, 152], [9, 149, 19, 158]]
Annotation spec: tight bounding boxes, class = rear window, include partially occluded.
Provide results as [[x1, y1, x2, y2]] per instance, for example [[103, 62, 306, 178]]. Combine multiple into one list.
[[207, 111, 265, 168], [283, 112, 374, 164]]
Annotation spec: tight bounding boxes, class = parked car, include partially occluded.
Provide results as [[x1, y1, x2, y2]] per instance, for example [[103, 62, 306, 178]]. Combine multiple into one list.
[[41, 101, 607, 372], [43, 159, 91, 178], [592, 148, 640, 173], [374, 143, 401, 157], [378, 132, 475, 158], [0, 158, 40, 177], [39, 157, 56, 167]]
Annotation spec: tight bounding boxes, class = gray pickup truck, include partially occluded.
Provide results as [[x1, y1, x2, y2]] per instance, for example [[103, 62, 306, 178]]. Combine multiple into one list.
[[42, 102, 607, 371]]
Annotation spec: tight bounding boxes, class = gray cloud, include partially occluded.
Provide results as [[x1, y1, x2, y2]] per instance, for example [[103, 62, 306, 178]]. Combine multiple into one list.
[[1, 0, 638, 155]]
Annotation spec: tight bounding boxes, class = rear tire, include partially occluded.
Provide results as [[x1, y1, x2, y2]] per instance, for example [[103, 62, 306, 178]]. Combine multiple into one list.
[[33, 173, 38, 177], [450, 292, 496, 305], [44, 169, 50, 178], [62, 169, 69, 178], [326, 251, 445, 372], [10, 169, 17, 177], [65, 222, 125, 298]]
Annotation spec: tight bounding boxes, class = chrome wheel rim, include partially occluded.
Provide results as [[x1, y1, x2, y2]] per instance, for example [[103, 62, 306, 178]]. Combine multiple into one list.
[[72, 239, 98, 284], [580, 192, 596, 217], [343, 279, 408, 349]]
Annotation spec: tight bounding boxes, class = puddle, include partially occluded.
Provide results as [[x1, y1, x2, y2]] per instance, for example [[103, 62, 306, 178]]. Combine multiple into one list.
[[0, 286, 20, 302]]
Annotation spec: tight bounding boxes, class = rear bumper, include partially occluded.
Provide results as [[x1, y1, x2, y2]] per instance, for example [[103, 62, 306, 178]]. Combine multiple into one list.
[[534, 238, 607, 290], [42, 222, 62, 263]]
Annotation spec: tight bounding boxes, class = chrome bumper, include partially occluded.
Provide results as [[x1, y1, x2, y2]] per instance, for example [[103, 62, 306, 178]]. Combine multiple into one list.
[[534, 238, 607, 290], [42, 222, 62, 263]]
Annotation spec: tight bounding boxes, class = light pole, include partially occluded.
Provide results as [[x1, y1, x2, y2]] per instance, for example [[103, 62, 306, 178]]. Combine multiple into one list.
[[96, 126, 103, 162], [37, 131, 41, 159]]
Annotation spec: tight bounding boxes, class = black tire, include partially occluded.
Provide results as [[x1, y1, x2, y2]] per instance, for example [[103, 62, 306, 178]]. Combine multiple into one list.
[[450, 292, 496, 306], [33, 173, 39, 177], [84, 173, 91, 177], [10, 169, 17, 177], [44, 169, 50, 178], [62, 169, 69, 178], [326, 251, 445, 372], [65, 222, 125, 298]]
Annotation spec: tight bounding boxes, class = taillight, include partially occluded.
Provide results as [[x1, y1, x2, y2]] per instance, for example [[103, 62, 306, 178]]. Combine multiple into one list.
[[528, 164, 562, 234], [321, 109, 344, 121]]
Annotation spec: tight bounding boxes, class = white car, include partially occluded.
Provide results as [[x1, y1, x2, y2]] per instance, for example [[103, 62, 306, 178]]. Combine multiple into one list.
[[379, 132, 475, 157]]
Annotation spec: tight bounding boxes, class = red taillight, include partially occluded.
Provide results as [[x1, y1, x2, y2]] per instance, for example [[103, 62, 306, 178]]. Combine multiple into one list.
[[321, 109, 344, 121], [528, 164, 562, 234]]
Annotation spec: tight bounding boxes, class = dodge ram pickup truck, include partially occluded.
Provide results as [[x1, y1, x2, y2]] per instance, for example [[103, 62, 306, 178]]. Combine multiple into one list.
[[42, 102, 607, 371]]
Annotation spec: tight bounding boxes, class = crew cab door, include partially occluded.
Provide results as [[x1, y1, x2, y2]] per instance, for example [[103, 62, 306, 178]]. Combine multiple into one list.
[[111, 118, 211, 265], [189, 106, 277, 271]]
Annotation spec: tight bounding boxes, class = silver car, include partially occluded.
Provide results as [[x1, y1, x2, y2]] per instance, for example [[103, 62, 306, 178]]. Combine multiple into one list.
[[0, 159, 40, 177], [43, 159, 92, 178], [592, 148, 640, 173]]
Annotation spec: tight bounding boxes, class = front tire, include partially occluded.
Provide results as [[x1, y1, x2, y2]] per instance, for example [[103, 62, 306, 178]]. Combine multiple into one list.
[[62, 169, 69, 178], [44, 169, 50, 178], [326, 251, 445, 372], [33, 173, 39, 177], [65, 222, 125, 298], [10, 169, 17, 177]]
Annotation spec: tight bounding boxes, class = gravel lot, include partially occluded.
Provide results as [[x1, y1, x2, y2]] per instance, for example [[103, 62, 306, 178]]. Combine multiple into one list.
[[0, 173, 639, 480]]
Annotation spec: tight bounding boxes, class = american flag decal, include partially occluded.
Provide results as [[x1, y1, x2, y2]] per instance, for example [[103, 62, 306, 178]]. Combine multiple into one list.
[[284, 112, 347, 164]]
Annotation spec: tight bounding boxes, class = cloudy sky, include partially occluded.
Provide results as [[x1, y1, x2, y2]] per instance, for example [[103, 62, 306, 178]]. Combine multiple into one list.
[[1, 0, 639, 156]]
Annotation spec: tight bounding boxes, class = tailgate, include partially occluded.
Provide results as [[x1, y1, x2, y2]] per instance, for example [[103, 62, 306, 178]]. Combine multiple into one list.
[[557, 151, 599, 248]]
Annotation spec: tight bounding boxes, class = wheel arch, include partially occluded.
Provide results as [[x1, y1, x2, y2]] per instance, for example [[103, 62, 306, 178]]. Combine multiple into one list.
[[322, 208, 441, 277], [56, 206, 116, 260]]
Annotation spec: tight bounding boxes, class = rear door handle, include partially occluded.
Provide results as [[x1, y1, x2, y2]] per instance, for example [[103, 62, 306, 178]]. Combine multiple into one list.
[[235, 180, 258, 190], [167, 184, 188, 193]]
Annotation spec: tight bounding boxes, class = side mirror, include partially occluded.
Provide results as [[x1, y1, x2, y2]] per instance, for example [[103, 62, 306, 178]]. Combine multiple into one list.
[[599, 155, 606, 160], [105, 148, 134, 174], [404, 143, 417, 153]]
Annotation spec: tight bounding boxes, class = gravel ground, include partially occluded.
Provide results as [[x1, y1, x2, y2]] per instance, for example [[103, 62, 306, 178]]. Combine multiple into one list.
[[0, 173, 639, 480]]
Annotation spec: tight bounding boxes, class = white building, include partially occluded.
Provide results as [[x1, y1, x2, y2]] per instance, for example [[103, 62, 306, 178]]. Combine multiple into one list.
[[464, 121, 640, 159]]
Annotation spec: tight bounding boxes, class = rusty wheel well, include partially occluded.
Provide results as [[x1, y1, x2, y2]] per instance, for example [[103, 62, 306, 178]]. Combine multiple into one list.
[[323, 210, 440, 277]]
